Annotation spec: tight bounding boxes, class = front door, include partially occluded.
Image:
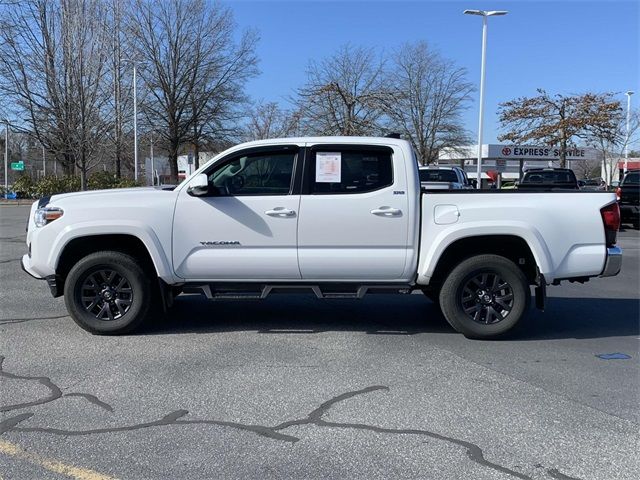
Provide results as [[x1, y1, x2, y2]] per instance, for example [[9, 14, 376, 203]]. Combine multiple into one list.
[[297, 144, 411, 281], [172, 146, 301, 280]]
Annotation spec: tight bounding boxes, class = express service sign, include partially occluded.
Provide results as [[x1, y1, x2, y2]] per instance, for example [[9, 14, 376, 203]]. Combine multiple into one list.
[[488, 144, 598, 161]]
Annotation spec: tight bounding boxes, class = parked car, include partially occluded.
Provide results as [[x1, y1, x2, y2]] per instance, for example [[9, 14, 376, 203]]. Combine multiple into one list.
[[517, 168, 579, 191], [22, 137, 621, 339], [580, 178, 607, 191], [617, 171, 639, 228], [418, 166, 474, 190]]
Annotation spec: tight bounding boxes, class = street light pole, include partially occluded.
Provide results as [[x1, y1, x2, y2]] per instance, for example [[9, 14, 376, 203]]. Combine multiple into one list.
[[464, 9, 508, 189], [4, 120, 8, 198], [150, 131, 155, 186], [624, 90, 634, 174], [133, 62, 138, 182]]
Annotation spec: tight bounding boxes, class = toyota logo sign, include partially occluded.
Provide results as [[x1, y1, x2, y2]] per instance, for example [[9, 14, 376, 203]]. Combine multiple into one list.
[[502, 147, 512, 156]]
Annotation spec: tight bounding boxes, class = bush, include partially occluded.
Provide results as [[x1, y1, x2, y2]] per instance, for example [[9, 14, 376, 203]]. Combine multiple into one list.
[[88, 171, 117, 190], [11, 175, 34, 198], [7, 173, 142, 199], [115, 178, 143, 188], [31, 176, 65, 197]]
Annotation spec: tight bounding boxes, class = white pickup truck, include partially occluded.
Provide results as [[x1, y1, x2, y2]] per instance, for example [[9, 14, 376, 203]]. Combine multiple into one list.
[[22, 137, 622, 338]]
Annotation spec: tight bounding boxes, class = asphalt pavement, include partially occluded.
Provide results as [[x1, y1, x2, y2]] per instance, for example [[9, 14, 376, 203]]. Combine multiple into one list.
[[1, 204, 638, 480]]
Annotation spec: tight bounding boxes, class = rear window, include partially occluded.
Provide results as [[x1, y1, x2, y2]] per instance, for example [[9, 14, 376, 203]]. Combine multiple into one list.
[[623, 172, 640, 185], [522, 171, 576, 184], [309, 148, 393, 194], [419, 169, 458, 183]]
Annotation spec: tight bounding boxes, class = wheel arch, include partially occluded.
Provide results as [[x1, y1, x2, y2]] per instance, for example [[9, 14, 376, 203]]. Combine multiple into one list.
[[423, 234, 543, 288], [56, 234, 161, 291]]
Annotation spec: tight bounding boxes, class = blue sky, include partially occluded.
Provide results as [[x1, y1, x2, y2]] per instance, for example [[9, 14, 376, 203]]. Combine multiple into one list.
[[229, 0, 639, 144]]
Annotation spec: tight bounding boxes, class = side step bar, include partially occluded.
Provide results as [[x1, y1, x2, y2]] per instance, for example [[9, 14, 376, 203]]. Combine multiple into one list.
[[182, 283, 413, 301]]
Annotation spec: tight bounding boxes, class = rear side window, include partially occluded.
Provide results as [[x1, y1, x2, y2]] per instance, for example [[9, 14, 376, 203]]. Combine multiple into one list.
[[419, 169, 458, 183], [309, 148, 393, 194], [623, 172, 640, 185]]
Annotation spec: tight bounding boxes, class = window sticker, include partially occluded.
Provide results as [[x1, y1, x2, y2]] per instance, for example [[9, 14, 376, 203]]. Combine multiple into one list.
[[315, 152, 342, 183]]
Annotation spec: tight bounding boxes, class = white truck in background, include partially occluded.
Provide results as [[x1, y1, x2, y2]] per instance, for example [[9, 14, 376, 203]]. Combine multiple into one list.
[[22, 137, 622, 338]]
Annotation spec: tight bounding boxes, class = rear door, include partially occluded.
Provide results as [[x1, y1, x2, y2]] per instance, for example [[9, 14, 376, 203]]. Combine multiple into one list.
[[297, 143, 411, 280]]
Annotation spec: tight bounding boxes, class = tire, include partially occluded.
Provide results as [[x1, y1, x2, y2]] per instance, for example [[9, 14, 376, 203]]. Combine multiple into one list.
[[63, 251, 154, 335], [438, 254, 531, 339]]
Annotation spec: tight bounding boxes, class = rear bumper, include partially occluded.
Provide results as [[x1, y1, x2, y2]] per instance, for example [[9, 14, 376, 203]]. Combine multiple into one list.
[[600, 246, 622, 277]]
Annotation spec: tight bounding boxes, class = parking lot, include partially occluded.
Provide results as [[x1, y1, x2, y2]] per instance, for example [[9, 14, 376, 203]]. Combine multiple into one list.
[[1, 204, 638, 479]]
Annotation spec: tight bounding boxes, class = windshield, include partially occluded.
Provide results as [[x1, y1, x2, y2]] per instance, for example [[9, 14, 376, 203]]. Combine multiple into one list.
[[419, 169, 458, 183], [522, 170, 576, 184], [622, 172, 640, 185]]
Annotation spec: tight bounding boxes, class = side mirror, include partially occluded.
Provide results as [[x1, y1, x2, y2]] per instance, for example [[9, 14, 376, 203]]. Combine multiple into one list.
[[187, 173, 210, 197]]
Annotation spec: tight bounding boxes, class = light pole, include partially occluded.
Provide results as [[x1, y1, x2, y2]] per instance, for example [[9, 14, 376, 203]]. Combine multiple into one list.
[[3, 120, 8, 198], [133, 62, 139, 182], [624, 90, 634, 174], [150, 130, 155, 186], [464, 9, 508, 189]]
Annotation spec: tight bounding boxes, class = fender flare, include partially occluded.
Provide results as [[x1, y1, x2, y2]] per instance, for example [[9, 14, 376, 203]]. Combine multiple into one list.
[[417, 222, 553, 284], [49, 221, 176, 282]]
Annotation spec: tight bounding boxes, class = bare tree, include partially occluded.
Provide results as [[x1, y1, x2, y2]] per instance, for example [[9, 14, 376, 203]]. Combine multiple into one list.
[[383, 42, 473, 165], [498, 89, 621, 167], [244, 102, 301, 141], [131, 0, 257, 180], [188, 7, 258, 168], [105, 0, 134, 178], [0, 0, 112, 189], [295, 45, 390, 136], [587, 108, 639, 185]]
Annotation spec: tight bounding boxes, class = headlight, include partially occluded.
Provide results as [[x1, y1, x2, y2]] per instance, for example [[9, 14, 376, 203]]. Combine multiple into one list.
[[34, 207, 64, 228]]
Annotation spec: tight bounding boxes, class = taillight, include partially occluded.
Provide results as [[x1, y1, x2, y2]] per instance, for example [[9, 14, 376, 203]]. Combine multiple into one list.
[[600, 202, 620, 246], [615, 187, 622, 201]]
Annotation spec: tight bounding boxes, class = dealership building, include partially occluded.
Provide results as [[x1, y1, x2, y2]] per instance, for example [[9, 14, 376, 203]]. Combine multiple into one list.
[[438, 144, 602, 184]]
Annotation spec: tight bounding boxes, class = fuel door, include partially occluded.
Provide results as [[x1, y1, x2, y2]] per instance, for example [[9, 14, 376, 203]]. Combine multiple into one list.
[[434, 204, 460, 225]]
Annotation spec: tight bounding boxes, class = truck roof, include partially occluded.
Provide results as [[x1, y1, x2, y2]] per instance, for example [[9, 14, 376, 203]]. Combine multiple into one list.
[[230, 136, 412, 149]]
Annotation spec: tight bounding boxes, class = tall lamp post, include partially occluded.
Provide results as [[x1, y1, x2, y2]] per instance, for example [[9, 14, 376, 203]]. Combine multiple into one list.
[[464, 9, 508, 189], [133, 62, 139, 182], [3, 120, 8, 198], [624, 90, 634, 174]]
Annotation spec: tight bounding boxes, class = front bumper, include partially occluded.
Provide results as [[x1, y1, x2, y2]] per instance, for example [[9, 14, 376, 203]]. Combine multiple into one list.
[[600, 246, 622, 277], [21, 253, 43, 279]]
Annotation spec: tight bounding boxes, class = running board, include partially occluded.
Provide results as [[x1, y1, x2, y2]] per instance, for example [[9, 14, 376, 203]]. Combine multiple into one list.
[[181, 283, 412, 300]]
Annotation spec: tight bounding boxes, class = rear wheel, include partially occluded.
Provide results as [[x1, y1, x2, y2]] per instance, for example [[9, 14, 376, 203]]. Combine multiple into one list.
[[439, 254, 530, 339], [64, 251, 154, 335]]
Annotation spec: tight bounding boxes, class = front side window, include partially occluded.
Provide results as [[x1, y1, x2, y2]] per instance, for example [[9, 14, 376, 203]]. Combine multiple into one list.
[[309, 148, 393, 194], [208, 151, 295, 196]]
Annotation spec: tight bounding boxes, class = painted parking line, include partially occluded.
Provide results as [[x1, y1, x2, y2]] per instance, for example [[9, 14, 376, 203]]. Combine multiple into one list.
[[0, 440, 117, 480]]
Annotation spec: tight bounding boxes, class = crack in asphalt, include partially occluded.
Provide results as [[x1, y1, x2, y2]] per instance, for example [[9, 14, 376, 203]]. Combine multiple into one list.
[[0, 258, 20, 265], [0, 357, 583, 480], [0, 356, 112, 413], [0, 315, 68, 326], [547, 468, 583, 480]]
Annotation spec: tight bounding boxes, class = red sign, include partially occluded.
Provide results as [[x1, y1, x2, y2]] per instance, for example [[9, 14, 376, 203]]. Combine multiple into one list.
[[502, 147, 512, 156]]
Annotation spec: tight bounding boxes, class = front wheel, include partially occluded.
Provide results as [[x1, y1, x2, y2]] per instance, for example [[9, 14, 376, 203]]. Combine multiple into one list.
[[439, 254, 531, 339], [64, 251, 154, 335]]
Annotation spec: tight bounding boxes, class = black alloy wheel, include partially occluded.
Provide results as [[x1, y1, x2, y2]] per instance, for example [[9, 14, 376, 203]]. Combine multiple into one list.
[[460, 272, 514, 325], [80, 269, 134, 321]]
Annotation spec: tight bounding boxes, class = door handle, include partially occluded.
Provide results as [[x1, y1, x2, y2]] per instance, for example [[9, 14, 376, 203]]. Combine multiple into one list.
[[265, 207, 296, 217], [370, 206, 402, 217]]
